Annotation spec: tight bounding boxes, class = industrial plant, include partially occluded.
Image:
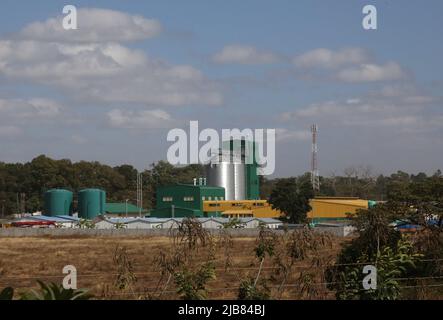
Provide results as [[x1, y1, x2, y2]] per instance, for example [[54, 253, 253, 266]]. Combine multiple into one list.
[[0, 138, 374, 230]]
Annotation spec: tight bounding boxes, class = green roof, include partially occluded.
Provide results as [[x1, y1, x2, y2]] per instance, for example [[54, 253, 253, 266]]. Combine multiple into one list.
[[174, 183, 224, 190], [105, 202, 144, 214]]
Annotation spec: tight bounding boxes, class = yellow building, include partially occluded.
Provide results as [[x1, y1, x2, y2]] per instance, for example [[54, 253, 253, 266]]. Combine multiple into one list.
[[203, 200, 281, 218], [307, 197, 368, 221]]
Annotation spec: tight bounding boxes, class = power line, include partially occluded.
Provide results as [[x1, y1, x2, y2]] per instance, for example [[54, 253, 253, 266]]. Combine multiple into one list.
[[0, 258, 442, 280]]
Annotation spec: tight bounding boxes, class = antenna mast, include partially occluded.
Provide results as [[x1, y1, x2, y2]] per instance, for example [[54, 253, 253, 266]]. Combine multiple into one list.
[[311, 124, 320, 192]]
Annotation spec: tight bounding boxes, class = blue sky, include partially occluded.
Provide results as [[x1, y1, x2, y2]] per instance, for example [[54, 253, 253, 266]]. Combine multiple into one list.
[[0, 0, 442, 177]]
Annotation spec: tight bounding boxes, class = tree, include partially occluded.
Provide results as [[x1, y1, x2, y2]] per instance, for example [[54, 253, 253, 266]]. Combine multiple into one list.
[[329, 238, 421, 300], [327, 173, 443, 300], [268, 177, 313, 223]]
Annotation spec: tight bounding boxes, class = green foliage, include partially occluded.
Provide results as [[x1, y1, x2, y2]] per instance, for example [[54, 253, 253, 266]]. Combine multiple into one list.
[[174, 262, 216, 300], [114, 222, 126, 229], [78, 218, 96, 229], [327, 172, 443, 300], [331, 238, 421, 300], [268, 177, 313, 223], [254, 227, 276, 260], [223, 218, 244, 229], [0, 287, 14, 300], [153, 218, 217, 300], [347, 205, 401, 260], [0, 156, 204, 216], [20, 280, 92, 300], [238, 278, 270, 300]]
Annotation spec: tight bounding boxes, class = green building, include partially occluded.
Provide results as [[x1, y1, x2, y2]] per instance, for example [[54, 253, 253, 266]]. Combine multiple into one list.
[[222, 139, 260, 200], [150, 184, 225, 218], [105, 203, 145, 216]]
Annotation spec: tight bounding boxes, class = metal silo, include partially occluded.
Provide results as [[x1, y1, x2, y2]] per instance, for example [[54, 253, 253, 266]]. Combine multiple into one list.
[[206, 150, 247, 200], [100, 190, 106, 214], [233, 162, 246, 200], [206, 162, 235, 200], [44, 189, 73, 216], [78, 188, 106, 219]]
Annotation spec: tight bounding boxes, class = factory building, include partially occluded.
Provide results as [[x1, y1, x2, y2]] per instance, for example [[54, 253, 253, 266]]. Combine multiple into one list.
[[150, 183, 225, 218], [94, 217, 283, 230], [203, 200, 281, 218], [149, 180, 281, 219], [105, 203, 145, 217], [149, 138, 281, 219], [307, 197, 369, 222]]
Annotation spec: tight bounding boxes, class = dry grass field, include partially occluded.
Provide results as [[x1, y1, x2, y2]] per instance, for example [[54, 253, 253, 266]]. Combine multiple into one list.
[[0, 234, 346, 300]]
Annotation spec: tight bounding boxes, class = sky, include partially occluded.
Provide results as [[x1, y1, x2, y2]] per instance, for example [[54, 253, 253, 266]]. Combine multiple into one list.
[[0, 0, 442, 177]]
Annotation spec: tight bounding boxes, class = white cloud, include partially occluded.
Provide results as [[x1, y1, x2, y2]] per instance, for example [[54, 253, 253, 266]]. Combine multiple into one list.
[[0, 40, 223, 107], [19, 8, 162, 43], [107, 109, 179, 129], [0, 8, 223, 108], [0, 97, 61, 118], [293, 48, 408, 83], [294, 48, 371, 69], [337, 62, 407, 82], [212, 45, 278, 64], [279, 85, 440, 133]]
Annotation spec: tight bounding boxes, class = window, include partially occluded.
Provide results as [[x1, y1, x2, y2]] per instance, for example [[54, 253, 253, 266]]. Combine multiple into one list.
[[208, 197, 212, 201], [209, 203, 220, 207], [202, 196, 205, 201], [220, 197, 224, 200], [184, 196, 194, 202], [162, 196, 173, 202]]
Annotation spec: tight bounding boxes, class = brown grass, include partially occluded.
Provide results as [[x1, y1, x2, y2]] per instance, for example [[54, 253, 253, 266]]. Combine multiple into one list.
[[0, 235, 346, 300]]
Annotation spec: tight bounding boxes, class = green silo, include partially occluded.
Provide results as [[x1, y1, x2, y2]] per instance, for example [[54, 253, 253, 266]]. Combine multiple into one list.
[[78, 188, 106, 219], [44, 189, 73, 216]]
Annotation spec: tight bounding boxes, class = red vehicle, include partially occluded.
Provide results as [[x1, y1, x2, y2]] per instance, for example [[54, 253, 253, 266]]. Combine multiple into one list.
[[11, 221, 56, 228]]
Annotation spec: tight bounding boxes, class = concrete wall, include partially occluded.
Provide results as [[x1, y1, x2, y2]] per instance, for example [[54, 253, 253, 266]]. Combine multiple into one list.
[[0, 225, 353, 237]]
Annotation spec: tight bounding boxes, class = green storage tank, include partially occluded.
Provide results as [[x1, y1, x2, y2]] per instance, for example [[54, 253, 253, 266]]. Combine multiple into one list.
[[78, 188, 106, 219], [44, 189, 73, 216]]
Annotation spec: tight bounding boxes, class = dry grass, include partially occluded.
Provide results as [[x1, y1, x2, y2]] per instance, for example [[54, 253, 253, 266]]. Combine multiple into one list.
[[0, 235, 346, 300]]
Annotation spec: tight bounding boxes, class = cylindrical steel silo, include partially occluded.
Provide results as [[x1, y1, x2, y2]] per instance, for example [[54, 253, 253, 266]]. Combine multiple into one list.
[[100, 190, 106, 214], [78, 188, 106, 219], [206, 162, 235, 200], [205, 150, 247, 200], [233, 163, 246, 200], [44, 189, 73, 216]]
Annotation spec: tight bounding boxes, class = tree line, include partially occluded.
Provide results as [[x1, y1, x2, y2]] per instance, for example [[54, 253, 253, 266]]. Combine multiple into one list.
[[0, 155, 203, 215], [0, 154, 441, 217]]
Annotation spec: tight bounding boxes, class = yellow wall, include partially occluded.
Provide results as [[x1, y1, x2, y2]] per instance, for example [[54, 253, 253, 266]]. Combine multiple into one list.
[[307, 197, 368, 219], [203, 200, 281, 218]]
